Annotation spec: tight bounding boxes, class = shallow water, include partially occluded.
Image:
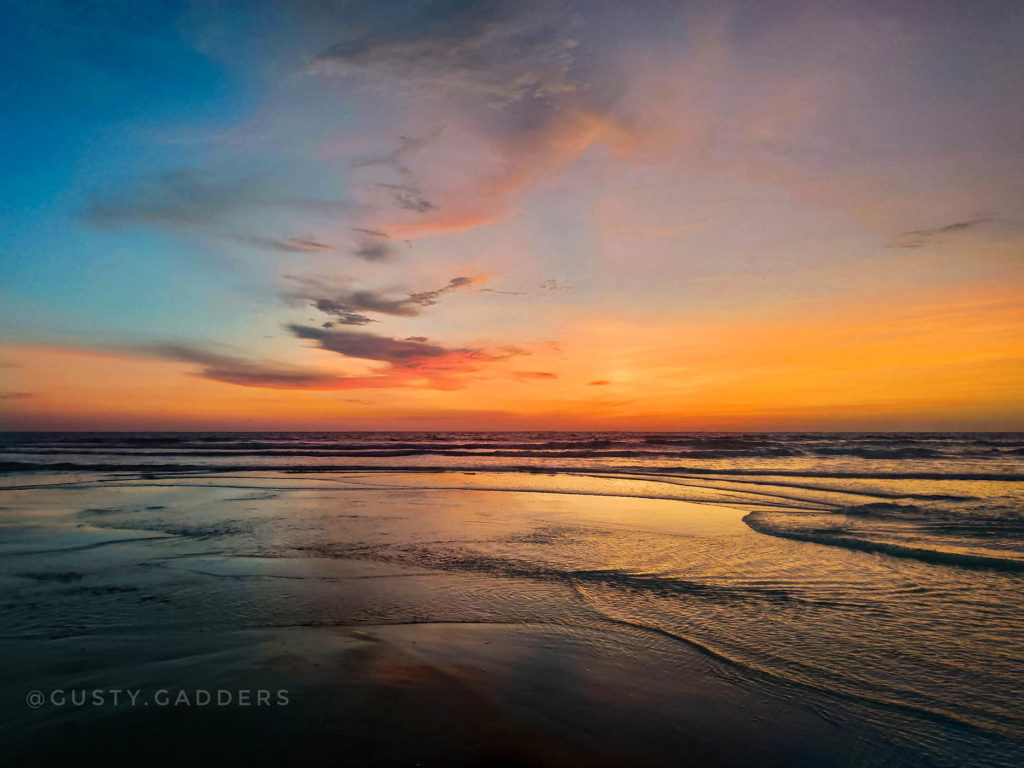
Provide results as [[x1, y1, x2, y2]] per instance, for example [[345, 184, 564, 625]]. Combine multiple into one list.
[[3, 431, 1022, 570], [1, 433, 1023, 766]]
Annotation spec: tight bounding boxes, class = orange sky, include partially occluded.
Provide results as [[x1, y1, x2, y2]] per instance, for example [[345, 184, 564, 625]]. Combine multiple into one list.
[[4, 282, 1021, 431]]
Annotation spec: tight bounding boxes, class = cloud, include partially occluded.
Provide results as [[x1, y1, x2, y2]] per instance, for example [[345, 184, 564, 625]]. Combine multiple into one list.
[[308, 3, 577, 106], [86, 169, 264, 231], [86, 4, 630, 256], [289, 326, 452, 365], [286, 325, 527, 390], [346, 226, 395, 261], [354, 133, 440, 215], [0, 391, 34, 399], [406, 275, 477, 306], [379, 180, 436, 213], [234, 235, 335, 253], [352, 239, 393, 261], [309, 3, 633, 240], [292, 275, 483, 324], [587, 380, 610, 386], [480, 288, 526, 296], [512, 371, 557, 380], [354, 111, 634, 241], [312, 303, 375, 326], [889, 217, 992, 249], [141, 345, 354, 389], [85, 168, 356, 253], [539, 279, 571, 292], [140, 341, 509, 392]]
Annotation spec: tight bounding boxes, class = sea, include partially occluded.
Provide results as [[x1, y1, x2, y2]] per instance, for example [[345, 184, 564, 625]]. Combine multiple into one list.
[[1, 431, 1022, 766]]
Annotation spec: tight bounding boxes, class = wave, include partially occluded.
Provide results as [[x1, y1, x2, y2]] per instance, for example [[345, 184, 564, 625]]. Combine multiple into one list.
[[812, 447, 943, 459], [843, 502, 929, 519], [3, 460, 1022, 483], [743, 511, 1024, 572], [5, 432, 1022, 462]]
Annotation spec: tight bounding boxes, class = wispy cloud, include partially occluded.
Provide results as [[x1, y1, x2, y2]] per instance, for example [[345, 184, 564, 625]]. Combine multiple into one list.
[[85, 168, 355, 254], [480, 288, 526, 296], [354, 133, 440, 216], [308, 3, 577, 106], [308, 2, 632, 240], [234, 235, 335, 253], [539, 279, 571, 292], [513, 371, 557, 380], [890, 217, 992, 249], [86, 169, 264, 231], [140, 345, 352, 389]]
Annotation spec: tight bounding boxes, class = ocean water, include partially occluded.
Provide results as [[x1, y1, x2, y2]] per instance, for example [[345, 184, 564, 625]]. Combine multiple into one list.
[[1, 431, 1023, 765]]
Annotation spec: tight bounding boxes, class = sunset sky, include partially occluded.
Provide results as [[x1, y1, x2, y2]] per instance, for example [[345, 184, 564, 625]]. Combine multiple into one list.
[[2, 0, 1022, 430]]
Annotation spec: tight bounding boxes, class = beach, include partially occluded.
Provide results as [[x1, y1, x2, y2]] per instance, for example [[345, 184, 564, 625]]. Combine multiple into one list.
[[1, 434, 1023, 766], [5, 0, 1023, 763]]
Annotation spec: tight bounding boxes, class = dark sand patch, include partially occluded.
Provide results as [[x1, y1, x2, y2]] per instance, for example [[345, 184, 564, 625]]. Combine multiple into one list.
[[0, 623, 898, 768]]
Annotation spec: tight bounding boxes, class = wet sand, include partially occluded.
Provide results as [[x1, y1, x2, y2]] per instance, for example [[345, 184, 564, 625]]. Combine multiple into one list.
[[1, 472, 1020, 766], [3, 621, 883, 768]]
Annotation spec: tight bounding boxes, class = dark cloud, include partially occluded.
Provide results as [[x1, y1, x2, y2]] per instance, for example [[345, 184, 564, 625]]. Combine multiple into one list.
[[890, 217, 991, 248], [289, 325, 525, 373], [512, 371, 557, 380], [286, 325, 525, 390], [288, 326, 450, 365], [142, 345, 352, 389], [405, 336, 429, 343], [312, 301, 375, 326], [480, 288, 526, 295], [0, 392, 34, 399], [352, 239, 394, 261], [292, 275, 479, 324], [406, 276, 475, 306], [587, 380, 610, 386]]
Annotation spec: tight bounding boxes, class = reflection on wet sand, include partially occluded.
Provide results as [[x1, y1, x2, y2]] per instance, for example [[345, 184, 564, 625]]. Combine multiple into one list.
[[0, 471, 1022, 766]]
